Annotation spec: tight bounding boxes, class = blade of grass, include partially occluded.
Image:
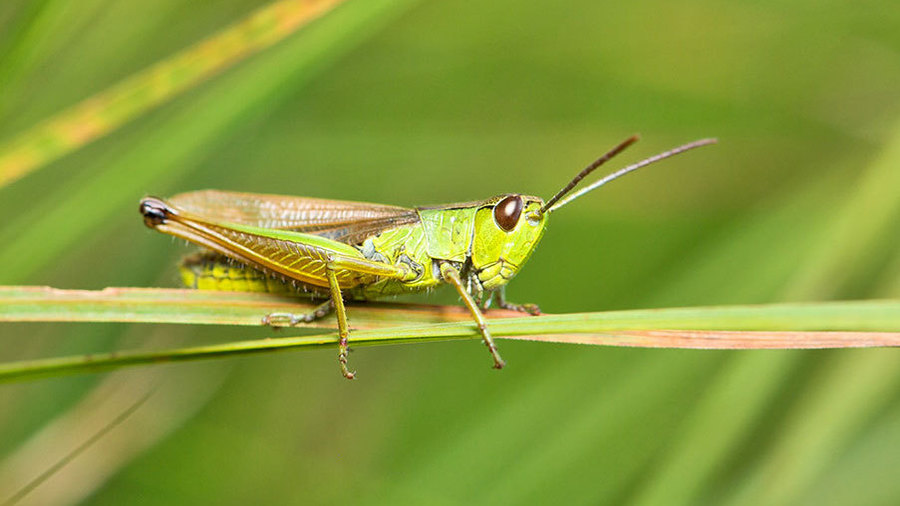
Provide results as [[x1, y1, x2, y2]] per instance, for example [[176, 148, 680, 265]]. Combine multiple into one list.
[[2, 286, 900, 333], [0, 297, 898, 382], [0, 0, 346, 188], [0, 286, 518, 327]]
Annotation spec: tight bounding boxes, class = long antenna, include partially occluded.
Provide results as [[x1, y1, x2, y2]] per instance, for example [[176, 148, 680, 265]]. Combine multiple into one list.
[[539, 135, 639, 214], [547, 137, 717, 213]]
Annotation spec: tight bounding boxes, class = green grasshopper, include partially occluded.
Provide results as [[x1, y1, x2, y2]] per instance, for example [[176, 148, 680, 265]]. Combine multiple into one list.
[[140, 135, 715, 379]]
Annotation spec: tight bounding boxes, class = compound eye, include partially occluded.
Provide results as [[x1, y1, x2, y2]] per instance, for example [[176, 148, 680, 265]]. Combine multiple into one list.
[[493, 195, 523, 232]]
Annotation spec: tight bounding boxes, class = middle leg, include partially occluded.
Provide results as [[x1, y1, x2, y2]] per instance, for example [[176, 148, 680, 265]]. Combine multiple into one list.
[[495, 286, 542, 316]]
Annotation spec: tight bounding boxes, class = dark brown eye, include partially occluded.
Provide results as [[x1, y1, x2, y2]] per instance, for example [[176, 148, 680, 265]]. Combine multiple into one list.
[[493, 195, 523, 232]]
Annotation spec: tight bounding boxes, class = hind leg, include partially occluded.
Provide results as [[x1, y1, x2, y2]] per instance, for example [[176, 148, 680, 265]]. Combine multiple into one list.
[[262, 299, 334, 326]]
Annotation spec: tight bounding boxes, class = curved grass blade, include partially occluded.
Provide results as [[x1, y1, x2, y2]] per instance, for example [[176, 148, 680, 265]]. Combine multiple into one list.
[[1, 330, 897, 383], [0, 293, 898, 382], [0, 286, 518, 327], [3, 285, 900, 331]]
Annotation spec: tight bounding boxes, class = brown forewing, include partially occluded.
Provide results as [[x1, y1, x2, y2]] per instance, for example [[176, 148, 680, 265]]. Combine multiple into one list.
[[169, 190, 420, 245]]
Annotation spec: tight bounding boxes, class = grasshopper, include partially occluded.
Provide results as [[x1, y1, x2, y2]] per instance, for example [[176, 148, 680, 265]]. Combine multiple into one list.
[[140, 135, 715, 379]]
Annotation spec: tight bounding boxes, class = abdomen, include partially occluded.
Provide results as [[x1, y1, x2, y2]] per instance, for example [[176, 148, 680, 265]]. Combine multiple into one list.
[[179, 252, 322, 295]]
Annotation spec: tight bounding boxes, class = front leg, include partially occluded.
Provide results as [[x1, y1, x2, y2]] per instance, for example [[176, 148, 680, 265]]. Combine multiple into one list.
[[495, 286, 542, 316], [440, 262, 505, 370]]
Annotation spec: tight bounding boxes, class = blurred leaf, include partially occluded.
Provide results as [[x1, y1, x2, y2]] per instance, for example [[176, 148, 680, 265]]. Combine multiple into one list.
[[784, 123, 900, 299], [723, 350, 900, 506], [628, 119, 900, 506], [0, 0, 347, 188]]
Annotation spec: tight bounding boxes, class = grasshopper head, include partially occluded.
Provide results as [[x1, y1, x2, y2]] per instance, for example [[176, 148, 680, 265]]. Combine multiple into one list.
[[470, 135, 718, 291], [471, 194, 548, 290]]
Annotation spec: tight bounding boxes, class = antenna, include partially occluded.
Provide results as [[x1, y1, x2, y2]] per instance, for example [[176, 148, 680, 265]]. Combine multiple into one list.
[[539, 135, 639, 214], [546, 137, 718, 213]]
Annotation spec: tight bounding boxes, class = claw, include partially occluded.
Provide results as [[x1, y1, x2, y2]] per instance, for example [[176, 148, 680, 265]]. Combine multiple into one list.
[[338, 333, 356, 379], [262, 312, 298, 327], [497, 301, 542, 316], [521, 303, 542, 316]]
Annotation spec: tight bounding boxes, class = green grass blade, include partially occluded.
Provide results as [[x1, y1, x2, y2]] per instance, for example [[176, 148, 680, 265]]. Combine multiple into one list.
[[1, 290, 898, 382], [3, 285, 900, 333], [0, 286, 516, 327]]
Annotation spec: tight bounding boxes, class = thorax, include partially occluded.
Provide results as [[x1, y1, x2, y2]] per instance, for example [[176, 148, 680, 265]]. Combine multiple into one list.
[[353, 206, 478, 298]]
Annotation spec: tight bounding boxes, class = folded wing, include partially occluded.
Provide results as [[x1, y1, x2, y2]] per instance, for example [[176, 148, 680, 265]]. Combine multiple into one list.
[[170, 190, 420, 245]]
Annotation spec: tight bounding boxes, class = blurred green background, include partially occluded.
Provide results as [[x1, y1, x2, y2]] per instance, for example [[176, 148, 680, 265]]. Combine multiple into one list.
[[1, 0, 899, 504]]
